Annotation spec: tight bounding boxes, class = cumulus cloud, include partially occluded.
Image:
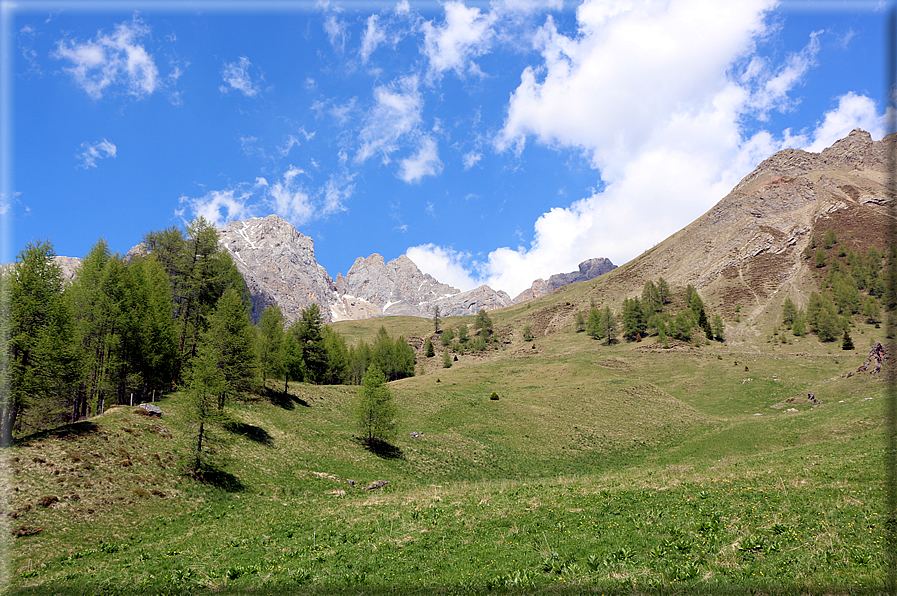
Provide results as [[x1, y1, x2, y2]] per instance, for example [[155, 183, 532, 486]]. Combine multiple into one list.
[[399, 136, 442, 182], [462, 150, 482, 170], [52, 16, 160, 100], [422, 1, 495, 78], [356, 75, 423, 164], [405, 0, 885, 297], [220, 56, 262, 97], [177, 165, 353, 229], [405, 244, 481, 291], [77, 139, 117, 169]]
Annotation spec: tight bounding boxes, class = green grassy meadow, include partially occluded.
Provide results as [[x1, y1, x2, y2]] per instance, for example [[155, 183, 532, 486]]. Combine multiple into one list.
[[3, 315, 894, 595]]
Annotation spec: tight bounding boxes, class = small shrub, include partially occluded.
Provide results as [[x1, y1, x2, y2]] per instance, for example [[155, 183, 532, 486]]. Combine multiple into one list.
[[37, 495, 59, 508], [490, 392, 499, 400]]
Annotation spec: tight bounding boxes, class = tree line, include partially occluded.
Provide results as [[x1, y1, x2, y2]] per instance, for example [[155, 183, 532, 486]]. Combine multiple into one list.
[[576, 277, 724, 345], [0, 218, 415, 446]]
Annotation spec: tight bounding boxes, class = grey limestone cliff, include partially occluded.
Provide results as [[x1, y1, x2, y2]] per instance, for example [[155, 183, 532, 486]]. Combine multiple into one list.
[[512, 257, 617, 303]]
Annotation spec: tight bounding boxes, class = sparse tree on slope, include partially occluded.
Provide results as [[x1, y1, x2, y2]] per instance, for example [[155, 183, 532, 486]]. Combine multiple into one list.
[[355, 365, 396, 447]]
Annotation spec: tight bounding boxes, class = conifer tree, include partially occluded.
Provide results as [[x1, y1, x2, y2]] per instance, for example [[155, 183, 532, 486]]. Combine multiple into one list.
[[355, 365, 396, 447], [711, 314, 725, 342], [280, 328, 305, 393], [457, 324, 468, 343], [294, 303, 327, 384], [442, 348, 453, 368], [782, 297, 797, 328], [440, 327, 454, 346], [642, 280, 662, 314], [586, 307, 601, 339], [841, 329, 854, 350], [257, 305, 285, 388], [574, 310, 586, 332], [474, 309, 493, 340], [322, 326, 350, 385], [200, 288, 257, 409], [600, 306, 617, 344], [657, 277, 671, 305], [432, 305, 441, 333], [424, 338, 435, 357]]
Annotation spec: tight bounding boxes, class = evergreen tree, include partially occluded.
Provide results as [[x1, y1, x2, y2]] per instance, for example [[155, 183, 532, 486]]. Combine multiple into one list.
[[348, 339, 372, 385], [671, 311, 693, 342], [621, 297, 647, 340], [294, 303, 328, 384], [355, 365, 396, 447], [424, 338, 435, 357], [200, 288, 257, 409], [321, 326, 350, 385], [657, 277, 671, 305], [574, 310, 586, 332], [686, 285, 704, 315], [815, 249, 827, 268], [143, 217, 246, 384], [600, 306, 617, 344], [440, 327, 454, 346], [841, 329, 854, 350], [863, 296, 881, 324], [457, 323, 469, 343], [642, 280, 662, 314], [4, 240, 74, 443], [522, 323, 534, 342], [280, 328, 305, 393], [474, 309, 494, 340], [257, 305, 285, 388], [711, 314, 725, 342], [442, 348, 453, 368], [186, 343, 225, 473], [586, 307, 601, 339], [432, 305, 441, 334], [823, 229, 837, 249], [782, 298, 797, 328], [815, 308, 839, 342], [792, 312, 806, 336]]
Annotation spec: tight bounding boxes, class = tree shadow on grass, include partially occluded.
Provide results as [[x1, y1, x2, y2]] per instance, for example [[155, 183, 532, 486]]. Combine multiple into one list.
[[192, 464, 245, 493], [224, 420, 273, 446], [14, 420, 100, 446], [262, 386, 310, 410], [358, 437, 404, 460]]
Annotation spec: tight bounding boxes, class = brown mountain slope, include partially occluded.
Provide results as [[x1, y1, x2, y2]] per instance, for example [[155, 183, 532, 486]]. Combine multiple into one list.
[[514, 129, 893, 338]]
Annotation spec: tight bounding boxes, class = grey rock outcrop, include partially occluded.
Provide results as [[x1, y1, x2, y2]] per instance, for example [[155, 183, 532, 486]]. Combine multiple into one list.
[[217, 215, 341, 323], [512, 257, 616, 303]]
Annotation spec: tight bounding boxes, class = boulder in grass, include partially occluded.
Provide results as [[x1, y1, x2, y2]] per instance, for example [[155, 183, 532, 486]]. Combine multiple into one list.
[[362, 480, 389, 491], [138, 403, 163, 417]]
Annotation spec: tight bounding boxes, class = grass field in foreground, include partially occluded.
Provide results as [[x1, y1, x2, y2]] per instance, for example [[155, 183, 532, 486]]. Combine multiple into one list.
[[4, 326, 894, 595]]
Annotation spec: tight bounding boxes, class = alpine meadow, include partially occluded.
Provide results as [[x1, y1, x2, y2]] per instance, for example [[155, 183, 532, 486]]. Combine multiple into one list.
[[1, 127, 895, 595]]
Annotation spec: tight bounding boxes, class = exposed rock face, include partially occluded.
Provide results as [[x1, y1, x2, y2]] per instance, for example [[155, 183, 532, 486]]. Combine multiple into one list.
[[217, 215, 513, 322], [53, 256, 82, 282], [513, 257, 616, 303], [593, 128, 894, 328], [217, 215, 341, 323]]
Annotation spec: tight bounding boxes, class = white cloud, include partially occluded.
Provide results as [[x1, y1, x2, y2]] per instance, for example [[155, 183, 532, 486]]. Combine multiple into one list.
[[0, 192, 22, 216], [325, 14, 349, 53], [802, 92, 888, 152], [399, 136, 443, 183], [178, 187, 256, 227], [52, 16, 160, 100], [360, 14, 387, 63], [220, 56, 262, 97], [76, 139, 117, 169], [422, 1, 495, 78], [356, 75, 423, 164], [405, 244, 481, 291], [403, 0, 886, 297], [462, 150, 482, 170]]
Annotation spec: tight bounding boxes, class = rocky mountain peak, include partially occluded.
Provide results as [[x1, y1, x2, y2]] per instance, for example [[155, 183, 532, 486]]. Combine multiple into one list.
[[513, 257, 617, 303]]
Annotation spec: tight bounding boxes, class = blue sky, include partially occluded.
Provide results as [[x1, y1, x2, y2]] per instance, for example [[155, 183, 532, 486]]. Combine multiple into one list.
[[1, 0, 891, 297]]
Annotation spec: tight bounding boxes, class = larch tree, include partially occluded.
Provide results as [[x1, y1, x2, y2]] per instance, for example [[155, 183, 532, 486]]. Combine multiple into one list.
[[355, 365, 397, 447]]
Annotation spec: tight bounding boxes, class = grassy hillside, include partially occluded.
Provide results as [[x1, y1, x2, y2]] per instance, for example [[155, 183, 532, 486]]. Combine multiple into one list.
[[4, 311, 892, 595]]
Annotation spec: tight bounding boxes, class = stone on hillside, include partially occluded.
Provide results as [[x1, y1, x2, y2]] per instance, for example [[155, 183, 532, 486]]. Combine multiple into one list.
[[362, 480, 389, 491], [138, 403, 163, 417]]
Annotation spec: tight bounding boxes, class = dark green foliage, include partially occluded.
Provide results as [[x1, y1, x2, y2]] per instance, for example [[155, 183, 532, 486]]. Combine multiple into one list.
[[862, 296, 880, 324], [586, 307, 601, 339], [257, 305, 284, 387], [823, 229, 837, 249], [574, 310, 586, 332], [293, 304, 328, 384], [671, 311, 693, 342], [457, 324, 468, 343], [442, 349, 452, 368], [321, 326, 350, 385], [474, 309, 493, 340], [815, 249, 827, 268], [355, 365, 396, 447], [424, 338, 435, 357], [522, 324, 534, 342], [4, 240, 73, 444], [657, 277, 671, 305], [782, 298, 797, 328], [489, 392, 499, 400], [143, 217, 247, 383], [599, 306, 617, 344], [440, 327, 454, 346], [815, 308, 839, 342], [711, 314, 725, 342], [280, 330, 305, 393], [792, 312, 806, 336], [199, 288, 257, 409], [642, 280, 662, 314], [841, 330, 854, 350], [621, 297, 647, 341], [348, 327, 415, 384], [686, 285, 704, 315]]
